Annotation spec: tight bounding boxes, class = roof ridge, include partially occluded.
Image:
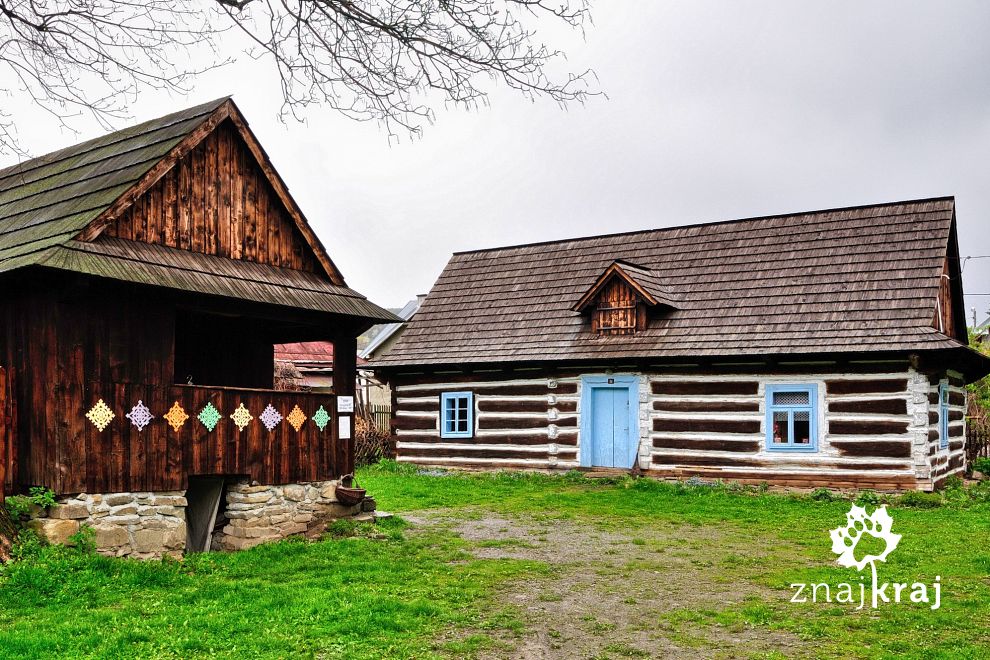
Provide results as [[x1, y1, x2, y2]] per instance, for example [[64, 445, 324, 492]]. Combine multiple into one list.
[[451, 197, 955, 256], [0, 97, 230, 182]]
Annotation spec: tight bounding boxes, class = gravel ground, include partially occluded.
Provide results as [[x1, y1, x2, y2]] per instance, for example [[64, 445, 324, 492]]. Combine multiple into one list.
[[405, 509, 810, 660]]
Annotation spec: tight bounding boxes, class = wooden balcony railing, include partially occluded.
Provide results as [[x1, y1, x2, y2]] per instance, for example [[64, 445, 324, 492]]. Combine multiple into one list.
[[56, 383, 349, 494]]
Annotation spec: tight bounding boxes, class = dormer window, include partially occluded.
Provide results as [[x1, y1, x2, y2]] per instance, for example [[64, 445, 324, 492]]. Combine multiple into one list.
[[572, 260, 679, 336]]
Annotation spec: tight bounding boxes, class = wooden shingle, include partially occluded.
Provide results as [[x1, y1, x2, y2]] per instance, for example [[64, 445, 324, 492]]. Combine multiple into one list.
[[376, 198, 970, 367]]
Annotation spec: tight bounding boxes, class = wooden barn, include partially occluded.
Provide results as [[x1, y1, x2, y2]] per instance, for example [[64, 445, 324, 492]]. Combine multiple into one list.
[[373, 198, 990, 491], [0, 98, 399, 557]]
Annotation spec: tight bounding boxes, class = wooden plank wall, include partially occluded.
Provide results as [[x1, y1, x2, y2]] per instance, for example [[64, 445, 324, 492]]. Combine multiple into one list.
[[103, 121, 318, 272], [0, 367, 7, 501], [53, 384, 338, 494], [393, 376, 579, 469], [934, 256, 956, 337], [0, 279, 354, 495], [593, 279, 642, 335], [928, 371, 967, 489]]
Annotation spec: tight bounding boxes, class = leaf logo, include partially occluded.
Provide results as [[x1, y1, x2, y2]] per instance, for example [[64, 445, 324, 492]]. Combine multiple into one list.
[[829, 504, 901, 571]]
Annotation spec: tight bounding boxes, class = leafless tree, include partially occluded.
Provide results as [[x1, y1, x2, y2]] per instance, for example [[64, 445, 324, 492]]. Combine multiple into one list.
[[0, 0, 596, 155]]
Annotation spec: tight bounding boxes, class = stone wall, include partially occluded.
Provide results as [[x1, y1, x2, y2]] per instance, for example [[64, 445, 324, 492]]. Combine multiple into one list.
[[23, 479, 371, 559], [213, 480, 362, 551], [28, 491, 187, 559]]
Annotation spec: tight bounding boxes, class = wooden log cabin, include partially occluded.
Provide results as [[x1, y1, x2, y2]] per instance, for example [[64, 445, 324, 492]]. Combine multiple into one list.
[[373, 198, 990, 491], [0, 98, 399, 557]]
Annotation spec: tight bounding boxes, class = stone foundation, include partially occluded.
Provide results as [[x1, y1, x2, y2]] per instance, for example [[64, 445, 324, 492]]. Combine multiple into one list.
[[213, 480, 362, 551], [23, 479, 370, 559], [27, 491, 187, 559]]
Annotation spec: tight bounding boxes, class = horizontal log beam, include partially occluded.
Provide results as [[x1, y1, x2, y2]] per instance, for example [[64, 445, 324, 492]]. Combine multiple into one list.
[[652, 381, 758, 396], [652, 400, 759, 413], [652, 437, 759, 452], [825, 379, 907, 395], [829, 420, 909, 435], [653, 418, 761, 434], [827, 399, 907, 415], [831, 440, 912, 458]]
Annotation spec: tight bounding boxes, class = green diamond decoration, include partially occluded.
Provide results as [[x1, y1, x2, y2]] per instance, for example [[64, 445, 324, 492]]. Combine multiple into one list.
[[198, 402, 222, 432], [312, 405, 330, 432]]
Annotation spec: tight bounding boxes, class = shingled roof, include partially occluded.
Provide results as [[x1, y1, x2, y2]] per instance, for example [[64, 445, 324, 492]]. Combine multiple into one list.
[[375, 198, 975, 368], [0, 98, 398, 323]]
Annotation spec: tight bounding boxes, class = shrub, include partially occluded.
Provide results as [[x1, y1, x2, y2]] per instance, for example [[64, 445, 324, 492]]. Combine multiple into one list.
[[28, 486, 56, 509], [355, 415, 391, 466], [854, 489, 882, 506], [972, 457, 990, 476], [897, 491, 943, 509], [67, 525, 97, 554], [5, 486, 57, 523], [809, 488, 838, 502]]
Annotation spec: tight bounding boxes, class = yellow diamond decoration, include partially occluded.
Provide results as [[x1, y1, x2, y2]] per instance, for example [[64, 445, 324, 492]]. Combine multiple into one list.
[[230, 403, 253, 432], [86, 399, 115, 432], [163, 401, 189, 432], [286, 405, 307, 432]]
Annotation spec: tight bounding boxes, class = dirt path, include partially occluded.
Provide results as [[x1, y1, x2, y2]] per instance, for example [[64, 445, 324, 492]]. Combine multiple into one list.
[[405, 509, 810, 660]]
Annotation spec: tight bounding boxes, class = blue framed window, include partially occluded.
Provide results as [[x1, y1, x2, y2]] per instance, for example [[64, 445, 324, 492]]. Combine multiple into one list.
[[765, 384, 818, 452], [939, 383, 949, 449], [440, 392, 473, 439]]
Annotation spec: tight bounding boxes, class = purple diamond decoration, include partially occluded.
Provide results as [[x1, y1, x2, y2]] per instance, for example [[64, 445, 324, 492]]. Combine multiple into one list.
[[125, 400, 154, 432], [260, 404, 283, 431]]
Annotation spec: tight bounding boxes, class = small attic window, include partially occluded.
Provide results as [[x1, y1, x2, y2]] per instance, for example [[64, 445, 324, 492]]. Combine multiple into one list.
[[572, 260, 679, 337], [592, 279, 643, 335]]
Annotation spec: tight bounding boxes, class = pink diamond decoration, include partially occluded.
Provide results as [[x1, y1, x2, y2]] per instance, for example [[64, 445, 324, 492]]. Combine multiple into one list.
[[125, 400, 154, 432], [260, 404, 283, 431]]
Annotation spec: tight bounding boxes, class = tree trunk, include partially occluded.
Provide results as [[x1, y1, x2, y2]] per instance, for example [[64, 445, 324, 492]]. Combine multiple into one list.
[[0, 503, 15, 562]]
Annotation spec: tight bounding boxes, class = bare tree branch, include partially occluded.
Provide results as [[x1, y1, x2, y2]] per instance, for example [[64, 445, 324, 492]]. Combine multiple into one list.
[[0, 0, 596, 155]]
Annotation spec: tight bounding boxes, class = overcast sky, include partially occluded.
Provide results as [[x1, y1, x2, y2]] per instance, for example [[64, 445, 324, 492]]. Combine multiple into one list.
[[4, 1, 990, 321]]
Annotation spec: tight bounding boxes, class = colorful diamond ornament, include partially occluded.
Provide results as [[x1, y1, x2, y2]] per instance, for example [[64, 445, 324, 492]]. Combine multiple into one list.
[[286, 405, 307, 432], [163, 401, 190, 432], [198, 402, 222, 432], [230, 403, 253, 432], [86, 399, 115, 432], [312, 405, 330, 432], [260, 404, 283, 431], [125, 400, 154, 432]]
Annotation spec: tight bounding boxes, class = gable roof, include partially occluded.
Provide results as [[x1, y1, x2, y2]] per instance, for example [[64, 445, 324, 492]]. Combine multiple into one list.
[[0, 98, 399, 323], [572, 260, 680, 312], [375, 198, 974, 368], [275, 341, 369, 370], [359, 295, 424, 359]]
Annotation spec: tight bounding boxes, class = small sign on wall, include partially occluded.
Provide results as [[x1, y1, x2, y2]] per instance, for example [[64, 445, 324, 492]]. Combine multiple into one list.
[[338, 415, 352, 439], [337, 396, 354, 413]]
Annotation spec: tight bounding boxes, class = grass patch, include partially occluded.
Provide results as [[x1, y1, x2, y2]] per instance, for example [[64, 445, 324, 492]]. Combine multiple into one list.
[[2, 462, 989, 658], [0, 515, 544, 659]]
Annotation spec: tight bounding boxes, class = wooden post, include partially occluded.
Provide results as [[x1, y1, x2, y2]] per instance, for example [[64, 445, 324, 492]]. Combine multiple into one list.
[[0, 366, 15, 561], [333, 334, 357, 476]]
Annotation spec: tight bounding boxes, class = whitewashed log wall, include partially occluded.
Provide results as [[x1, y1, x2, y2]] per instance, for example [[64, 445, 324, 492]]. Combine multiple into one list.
[[391, 363, 962, 490], [926, 370, 967, 488], [393, 377, 580, 469]]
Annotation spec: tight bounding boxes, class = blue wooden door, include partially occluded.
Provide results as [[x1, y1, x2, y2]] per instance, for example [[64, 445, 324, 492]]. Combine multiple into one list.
[[588, 383, 635, 468]]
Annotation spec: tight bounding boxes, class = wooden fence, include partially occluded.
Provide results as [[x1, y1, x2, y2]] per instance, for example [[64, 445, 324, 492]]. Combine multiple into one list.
[[966, 425, 990, 465], [368, 404, 392, 433]]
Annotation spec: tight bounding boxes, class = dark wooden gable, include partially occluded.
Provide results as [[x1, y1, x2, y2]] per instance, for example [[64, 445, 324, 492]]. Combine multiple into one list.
[[74, 99, 345, 284], [101, 120, 319, 272], [933, 215, 967, 343], [573, 261, 677, 336], [588, 276, 647, 335]]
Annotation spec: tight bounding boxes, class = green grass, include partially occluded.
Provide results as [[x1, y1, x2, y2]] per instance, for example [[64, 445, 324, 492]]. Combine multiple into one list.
[[1, 463, 989, 659]]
